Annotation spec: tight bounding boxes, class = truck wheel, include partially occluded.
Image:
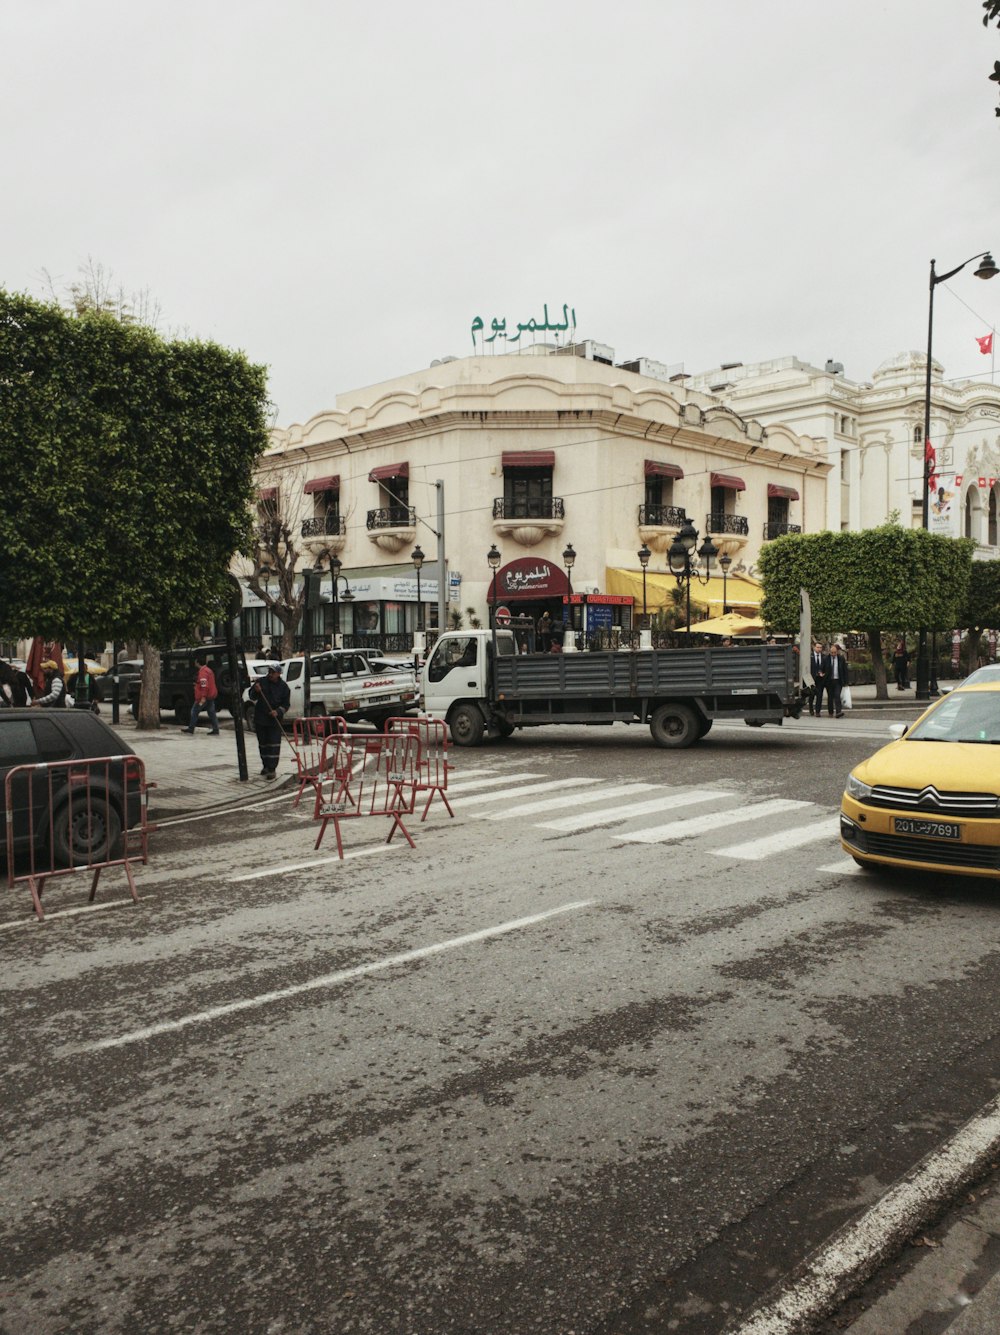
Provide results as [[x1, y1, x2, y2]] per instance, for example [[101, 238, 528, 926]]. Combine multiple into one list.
[[493, 718, 516, 739], [697, 716, 713, 738], [650, 703, 700, 748], [449, 703, 485, 747]]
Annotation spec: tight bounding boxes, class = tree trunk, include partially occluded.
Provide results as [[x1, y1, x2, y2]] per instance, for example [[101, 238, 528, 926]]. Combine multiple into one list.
[[867, 628, 888, 700], [137, 640, 161, 730]]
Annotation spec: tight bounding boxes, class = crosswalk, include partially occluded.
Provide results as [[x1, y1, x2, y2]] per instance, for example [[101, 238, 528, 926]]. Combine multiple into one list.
[[448, 767, 862, 876]]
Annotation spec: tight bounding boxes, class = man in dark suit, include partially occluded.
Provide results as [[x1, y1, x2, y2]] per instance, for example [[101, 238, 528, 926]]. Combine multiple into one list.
[[826, 643, 847, 718], [809, 641, 828, 716]]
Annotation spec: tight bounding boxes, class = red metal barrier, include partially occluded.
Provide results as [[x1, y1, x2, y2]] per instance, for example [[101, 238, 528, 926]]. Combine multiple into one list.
[[291, 715, 348, 807], [385, 715, 453, 821], [3, 755, 154, 922], [312, 733, 421, 859]]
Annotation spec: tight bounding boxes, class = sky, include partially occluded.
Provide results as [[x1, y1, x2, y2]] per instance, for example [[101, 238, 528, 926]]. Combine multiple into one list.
[[3, 0, 999, 427]]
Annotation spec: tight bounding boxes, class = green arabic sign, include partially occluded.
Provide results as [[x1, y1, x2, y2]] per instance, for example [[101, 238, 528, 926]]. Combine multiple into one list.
[[471, 303, 577, 348]]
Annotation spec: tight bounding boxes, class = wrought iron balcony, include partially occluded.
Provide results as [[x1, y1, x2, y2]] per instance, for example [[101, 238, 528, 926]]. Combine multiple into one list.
[[493, 497, 565, 521], [706, 512, 750, 537], [367, 505, 416, 530], [301, 514, 346, 538], [763, 521, 802, 541], [638, 503, 686, 527]]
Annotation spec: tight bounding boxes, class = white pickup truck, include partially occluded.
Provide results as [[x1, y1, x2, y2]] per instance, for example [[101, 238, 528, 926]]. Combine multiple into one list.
[[245, 651, 417, 728]]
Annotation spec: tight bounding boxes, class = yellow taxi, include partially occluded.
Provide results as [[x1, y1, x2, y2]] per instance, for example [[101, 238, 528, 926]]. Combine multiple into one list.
[[840, 681, 1000, 878]]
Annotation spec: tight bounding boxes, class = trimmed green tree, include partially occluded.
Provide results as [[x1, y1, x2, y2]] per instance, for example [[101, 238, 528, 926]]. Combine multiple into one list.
[[958, 558, 1000, 674], [758, 526, 974, 698], [0, 289, 269, 726]]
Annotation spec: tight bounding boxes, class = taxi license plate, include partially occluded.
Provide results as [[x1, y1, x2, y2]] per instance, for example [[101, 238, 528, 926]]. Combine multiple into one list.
[[893, 817, 961, 839]]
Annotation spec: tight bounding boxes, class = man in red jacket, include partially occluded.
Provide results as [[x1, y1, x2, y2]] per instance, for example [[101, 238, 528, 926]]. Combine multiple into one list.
[[182, 655, 221, 735]]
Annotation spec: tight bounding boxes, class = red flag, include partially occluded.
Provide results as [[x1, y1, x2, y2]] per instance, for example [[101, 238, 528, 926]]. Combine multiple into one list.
[[925, 438, 938, 491], [977, 333, 994, 355]]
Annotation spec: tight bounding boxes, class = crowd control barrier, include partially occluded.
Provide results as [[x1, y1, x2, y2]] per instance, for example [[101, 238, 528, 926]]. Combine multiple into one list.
[[385, 715, 453, 821], [312, 733, 421, 859], [3, 755, 153, 922], [291, 715, 348, 808]]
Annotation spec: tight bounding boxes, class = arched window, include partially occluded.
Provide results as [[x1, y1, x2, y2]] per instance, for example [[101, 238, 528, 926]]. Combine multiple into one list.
[[914, 424, 923, 444], [991, 488, 999, 547], [966, 486, 983, 542]]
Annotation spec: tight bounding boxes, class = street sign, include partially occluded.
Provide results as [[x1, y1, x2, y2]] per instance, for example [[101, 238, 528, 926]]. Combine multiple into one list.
[[495, 605, 512, 627]]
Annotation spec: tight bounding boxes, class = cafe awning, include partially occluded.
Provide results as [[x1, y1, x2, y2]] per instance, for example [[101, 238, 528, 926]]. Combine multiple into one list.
[[644, 460, 684, 479], [304, 474, 340, 494], [605, 567, 762, 612], [767, 483, 799, 500], [711, 472, 746, 491]]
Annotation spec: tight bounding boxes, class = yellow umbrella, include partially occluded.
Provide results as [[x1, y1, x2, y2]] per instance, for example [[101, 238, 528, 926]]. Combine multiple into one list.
[[680, 610, 765, 637]]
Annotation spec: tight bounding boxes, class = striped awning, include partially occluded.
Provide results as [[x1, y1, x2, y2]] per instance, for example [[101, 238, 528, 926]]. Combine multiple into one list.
[[644, 460, 684, 479], [303, 474, 340, 494], [767, 483, 799, 500], [258, 487, 277, 502], [711, 472, 746, 491], [368, 462, 409, 482], [502, 451, 556, 469]]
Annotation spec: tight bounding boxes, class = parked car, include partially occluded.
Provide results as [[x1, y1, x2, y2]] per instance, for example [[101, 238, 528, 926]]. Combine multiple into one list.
[[841, 679, 1000, 878], [127, 645, 248, 724], [0, 710, 142, 867]]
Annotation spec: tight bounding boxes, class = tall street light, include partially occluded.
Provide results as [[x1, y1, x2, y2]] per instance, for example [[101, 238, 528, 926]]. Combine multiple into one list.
[[488, 544, 502, 660], [562, 543, 577, 650], [668, 518, 718, 644], [720, 550, 732, 614], [915, 249, 998, 700], [328, 554, 353, 651], [637, 543, 651, 623], [412, 544, 425, 665]]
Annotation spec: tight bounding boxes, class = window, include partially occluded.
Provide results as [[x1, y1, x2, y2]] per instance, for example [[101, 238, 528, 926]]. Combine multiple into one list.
[[32, 719, 73, 762], [427, 636, 477, 682], [914, 424, 923, 444], [0, 720, 39, 766], [645, 474, 673, 509], [504, 469, 553, 518]]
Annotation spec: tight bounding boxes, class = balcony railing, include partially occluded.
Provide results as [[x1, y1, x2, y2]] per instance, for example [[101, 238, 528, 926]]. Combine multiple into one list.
[[493, 497, 565, 520], [367, 505, 416, 530], [638, 503, 686, 527], [706, 512, 750, 537], [763, 521, 802, 541], [301, 514, 346, 538]]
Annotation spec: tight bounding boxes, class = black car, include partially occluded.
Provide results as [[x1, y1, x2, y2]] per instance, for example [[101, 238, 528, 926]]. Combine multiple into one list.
[[0, 709, 142, 868], [126, 645, 247, 724]]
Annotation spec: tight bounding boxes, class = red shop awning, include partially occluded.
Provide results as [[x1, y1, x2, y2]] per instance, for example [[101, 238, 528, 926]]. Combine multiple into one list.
[[711, 472, 746, 491], [644, 459, 684, 480], [489, 557, 570, 601], [368, 462, 409, 482], [303, 474, 340, 494], [767, 483, 799, 500], [501, 451, 556, 469]]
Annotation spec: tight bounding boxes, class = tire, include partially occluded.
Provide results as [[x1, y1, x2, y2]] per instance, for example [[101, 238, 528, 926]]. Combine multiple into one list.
[[696, 716, 713, 738], [51, 795, 122, 867], [650, 703, 700, 748], [172, 697, 188, 726], [493, 718, 516, 738], [448, 703, 485, 747]]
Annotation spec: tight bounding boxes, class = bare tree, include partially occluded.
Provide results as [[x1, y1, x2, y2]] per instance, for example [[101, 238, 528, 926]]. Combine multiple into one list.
[[41, 257, 163, 329]]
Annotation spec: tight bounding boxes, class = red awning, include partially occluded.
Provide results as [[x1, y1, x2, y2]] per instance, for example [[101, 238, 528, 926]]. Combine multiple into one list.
[[258, 487, 277, 501], [303, 474, 340, 494], [501, 451, 556, 469], [644, 460, 684, 480], [489, 557, 569, 601], [767, 483, 799, 501], [368, 462, 409, 482], [711, 472, 746, 492]]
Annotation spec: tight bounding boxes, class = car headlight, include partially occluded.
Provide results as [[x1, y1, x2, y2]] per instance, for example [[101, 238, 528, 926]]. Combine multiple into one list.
[[845, 771, 872, 801]]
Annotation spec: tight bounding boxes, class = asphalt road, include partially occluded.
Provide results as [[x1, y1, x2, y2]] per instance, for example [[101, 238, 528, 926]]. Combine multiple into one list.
[[5, 716, 1000, 1335]]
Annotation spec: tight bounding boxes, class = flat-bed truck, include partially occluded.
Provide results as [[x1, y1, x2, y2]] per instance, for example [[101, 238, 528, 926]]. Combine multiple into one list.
[[421, 629, 801, 747]]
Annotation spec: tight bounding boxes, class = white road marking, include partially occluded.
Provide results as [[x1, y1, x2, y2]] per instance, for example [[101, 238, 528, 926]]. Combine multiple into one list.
[[0, 896, 149, 931], [228, 841, 406, 882], [731, 1091, 1000, 1335], [618, 798, 812, 844], [453, 778, 600, 806], [79, 900, 596, 1053], [446, 772, 545, 793], [537, 789, 737, 833], [477, 782, 660, 820], [714, 818, 839, 861]]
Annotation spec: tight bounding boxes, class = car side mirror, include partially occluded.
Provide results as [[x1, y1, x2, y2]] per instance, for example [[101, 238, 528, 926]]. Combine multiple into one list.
[[888, 723, 907, 739]]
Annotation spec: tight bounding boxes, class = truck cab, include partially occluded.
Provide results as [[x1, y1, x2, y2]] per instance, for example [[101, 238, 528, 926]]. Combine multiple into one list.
[[422, 631, 515, 744]]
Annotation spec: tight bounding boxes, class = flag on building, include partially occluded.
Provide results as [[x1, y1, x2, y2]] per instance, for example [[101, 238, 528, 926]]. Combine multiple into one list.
[[977, 333, 994, 355], [925, 438, 938, 491]]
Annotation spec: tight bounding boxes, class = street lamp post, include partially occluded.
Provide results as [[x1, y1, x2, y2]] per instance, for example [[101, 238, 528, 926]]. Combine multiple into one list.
[[488, 544, 502, 663], [720, 550, 732, 614], [562, 542, 576, 650], [411, 544, 425, 664], [667, 518, 718, 644], [637, 543, 651, 650], [916, 250, 998, 700], [327, 554, 353, 651]]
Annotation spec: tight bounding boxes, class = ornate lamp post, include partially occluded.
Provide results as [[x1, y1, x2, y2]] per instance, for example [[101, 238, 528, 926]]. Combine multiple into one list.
[[412, 544, 426, 663], [720, 550, 732, 615], [637, 543, 651, 622], [667, 518, 718, 644], [488, 544, 502, 659], [328, 554, 353, 651], [562, 542, 576, 650]]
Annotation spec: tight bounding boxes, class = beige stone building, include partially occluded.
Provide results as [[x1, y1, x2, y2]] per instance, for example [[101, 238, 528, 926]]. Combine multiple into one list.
[[238, 344, 829, 649]]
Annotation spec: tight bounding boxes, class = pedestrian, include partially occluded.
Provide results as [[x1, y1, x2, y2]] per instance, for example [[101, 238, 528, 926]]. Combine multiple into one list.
[[0, 660, 15, 707], [537, 611, 552, 653], [892, 638, 910, 691], [182, 654, 221, 735], [30, 659, 66, 708], [827, 642, 846, 718], [252, 662, 290, 779], [809, 641, 827, 716], [67, 664, 103, 714]]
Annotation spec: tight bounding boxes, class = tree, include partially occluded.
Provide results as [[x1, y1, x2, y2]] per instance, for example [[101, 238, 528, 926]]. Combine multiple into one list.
[[758, 526, 974, 698], [958, 558, 1000, 672], [0, 289, 270, 726]]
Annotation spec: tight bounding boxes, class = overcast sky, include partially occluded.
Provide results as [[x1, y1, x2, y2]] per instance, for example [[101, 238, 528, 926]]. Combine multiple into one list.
[[3, 1, 998, 426]]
